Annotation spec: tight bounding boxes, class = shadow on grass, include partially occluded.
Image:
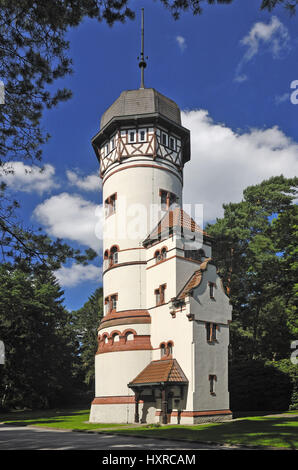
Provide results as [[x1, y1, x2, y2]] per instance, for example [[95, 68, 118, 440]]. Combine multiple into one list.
[[113, 416, 298, 449]]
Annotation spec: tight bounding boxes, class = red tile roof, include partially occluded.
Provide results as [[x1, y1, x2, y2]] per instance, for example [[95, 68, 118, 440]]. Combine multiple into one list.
[[143, 207, 209, 246], [129, 359, 188, 386]]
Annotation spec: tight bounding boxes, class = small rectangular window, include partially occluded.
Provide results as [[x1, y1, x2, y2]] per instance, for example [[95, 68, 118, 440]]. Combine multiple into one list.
[[206, 323, 217, 342], [110, 137, 115, 150], [161, 132, 168, 147], [111, 295, 117, 311], [155, 284, 166, 306], [169, 136, 176, 151], [138, 129, 146, 142], [209, 375, 216, 395], [105, 143, 109, 156], [129, 130, 136, 143], [105, 193, 117, 217], [155, 288, 161, 305], [209, 282, 215, 299]]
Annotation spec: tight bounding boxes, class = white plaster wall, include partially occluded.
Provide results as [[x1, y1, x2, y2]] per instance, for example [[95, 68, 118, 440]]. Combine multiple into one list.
[[192, 321, 230, 411], [94, 349, 152, 397], [89, 402, 157, 424], [103, 163, 182, 252], [98, 323, 151, 337], [191, 265, 232, 324], [150, 304, 194, 411], [103, 263, 147, 311]]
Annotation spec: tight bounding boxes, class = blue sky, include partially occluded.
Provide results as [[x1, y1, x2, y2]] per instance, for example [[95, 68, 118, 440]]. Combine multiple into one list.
[[1, 0, 298, 311]]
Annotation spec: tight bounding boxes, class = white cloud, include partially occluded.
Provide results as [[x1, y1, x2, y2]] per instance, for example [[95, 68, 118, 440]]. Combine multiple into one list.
[[274, 92, 290, 105], [54, 263, 102, 288], [181, 109, 298, 223], [33, 192, 103, 250], [66, 169, 101, 191], [235, 16, 290, 82], [0, 162, 59, 194], [176, 35, 187, 52]]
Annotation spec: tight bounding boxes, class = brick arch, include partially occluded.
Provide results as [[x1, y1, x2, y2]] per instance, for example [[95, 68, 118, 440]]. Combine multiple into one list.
[[110, 329, 122, 343], [122, 328, 137, 340]]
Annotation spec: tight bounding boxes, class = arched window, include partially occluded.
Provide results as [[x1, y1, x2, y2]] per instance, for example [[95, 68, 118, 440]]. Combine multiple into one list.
[[160, 343, 166, 358], [154, 250, 161, 263], [109, 246, 119, 266], [104, 250, 109, 270], [160, 247, 167, 260], [167, 342, 173, 355], [126, 332, 134, 341], [103, 335, 109, 344], [112, 333, 120, 343]]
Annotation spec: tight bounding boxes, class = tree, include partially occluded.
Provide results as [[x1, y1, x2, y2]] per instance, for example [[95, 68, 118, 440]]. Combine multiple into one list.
[[0, 263, 81, 409], [158, 0, 297, 18], [71, 287, 103, 389], [206, 175, 298, 363], [0, 0, 134, 165]]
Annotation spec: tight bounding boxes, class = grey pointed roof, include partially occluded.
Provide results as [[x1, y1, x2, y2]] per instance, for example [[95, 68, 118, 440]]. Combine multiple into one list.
[[100, 88, 181, 129]]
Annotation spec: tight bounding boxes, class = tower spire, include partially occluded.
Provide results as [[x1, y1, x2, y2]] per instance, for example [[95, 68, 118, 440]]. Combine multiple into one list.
[[138, 8, 147, 89]]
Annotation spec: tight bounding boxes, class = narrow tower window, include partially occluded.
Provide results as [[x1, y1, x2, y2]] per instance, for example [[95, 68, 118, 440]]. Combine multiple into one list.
[[209, 375, 217, 395], [155, 284, 166, 306], [161, 132, 168, 147], [206, 322, 217, 342], [138, 129, 146, 142], [169, 136, 176, 151], [209, 282, 215, 299], [109, 245, 119, 266], [105, 193, 117, 217], [128, 130, 136, 143]]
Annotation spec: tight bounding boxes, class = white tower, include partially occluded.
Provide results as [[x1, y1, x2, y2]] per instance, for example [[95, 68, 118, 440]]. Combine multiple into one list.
[[89, 12, 232, 425]]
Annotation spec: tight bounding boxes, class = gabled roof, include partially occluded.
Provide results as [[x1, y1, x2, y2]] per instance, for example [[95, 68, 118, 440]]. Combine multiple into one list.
[[143, 207, 209, 247], [174, 258, 212, 302], [128, 359, 188, 387]]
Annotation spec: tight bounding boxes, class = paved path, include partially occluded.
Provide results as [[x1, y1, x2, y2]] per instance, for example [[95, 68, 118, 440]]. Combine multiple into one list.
[[0, 424, 239, 450]]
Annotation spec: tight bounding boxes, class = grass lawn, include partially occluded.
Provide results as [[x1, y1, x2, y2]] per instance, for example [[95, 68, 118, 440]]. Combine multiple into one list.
[[0, 408, 127, 431], [111, 412, 298, 449], [0, 408, 297, 449]]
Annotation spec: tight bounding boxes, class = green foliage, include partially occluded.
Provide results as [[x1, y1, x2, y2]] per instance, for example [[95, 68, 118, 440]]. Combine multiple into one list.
[[158, 0, 297, 19], [0, 263, 82, 409], [229, 360, 293, 411], [207, 176, 298, 363], [71, 287, 103, 388]]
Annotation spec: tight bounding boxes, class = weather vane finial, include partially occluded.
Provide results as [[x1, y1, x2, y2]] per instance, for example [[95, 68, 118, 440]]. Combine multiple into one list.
[[138, 8, 147, 89]]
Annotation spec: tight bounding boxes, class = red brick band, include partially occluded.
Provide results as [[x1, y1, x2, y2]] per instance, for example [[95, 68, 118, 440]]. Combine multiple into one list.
[[155, 409, 232, 417], [92, 396, 143, 405]]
